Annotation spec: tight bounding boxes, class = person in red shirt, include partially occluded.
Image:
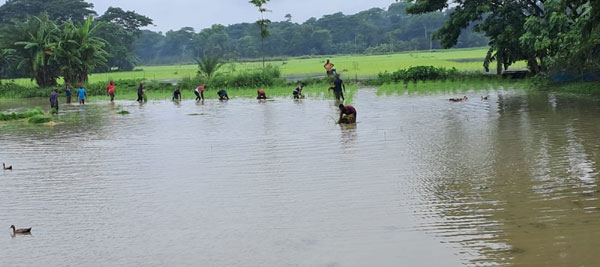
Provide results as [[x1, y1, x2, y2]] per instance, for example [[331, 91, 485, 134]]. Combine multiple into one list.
[[257, 88, 267, 99], [338, 104, 356, 124], [107, 81, 116, 102]]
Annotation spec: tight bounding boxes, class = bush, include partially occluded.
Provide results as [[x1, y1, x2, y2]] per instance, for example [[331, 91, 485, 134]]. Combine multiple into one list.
[[373, 66, 461, 84]]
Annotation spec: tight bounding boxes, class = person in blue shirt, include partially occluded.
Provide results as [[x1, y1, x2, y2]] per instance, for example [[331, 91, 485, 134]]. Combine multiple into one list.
[[77, 84, 87, 105]]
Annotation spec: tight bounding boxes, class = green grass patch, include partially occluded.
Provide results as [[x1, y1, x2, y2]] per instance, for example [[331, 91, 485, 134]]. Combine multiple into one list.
[[377, 78, 530, 96], [117, 110, 130, 115], [28, 114, 52, 124], [4, 47, 527, 86], [0, 107, 44, 121]]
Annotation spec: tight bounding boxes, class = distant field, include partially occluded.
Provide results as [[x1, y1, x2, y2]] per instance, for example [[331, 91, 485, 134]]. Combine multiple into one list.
[[5, 47, 527, 86]]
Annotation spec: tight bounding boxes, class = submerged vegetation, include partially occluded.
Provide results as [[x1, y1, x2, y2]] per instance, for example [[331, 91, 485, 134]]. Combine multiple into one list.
[[0, 107, 53, 124]]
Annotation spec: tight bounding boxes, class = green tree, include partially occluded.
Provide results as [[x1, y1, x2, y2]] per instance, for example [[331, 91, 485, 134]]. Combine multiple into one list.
[[55, 16, 108, 84], [0, 48, 16, 85], [249, 0, 271, 69], [5, 13, 60, 87], [0, 0, 96, 24], [96, 7, 153, 71]]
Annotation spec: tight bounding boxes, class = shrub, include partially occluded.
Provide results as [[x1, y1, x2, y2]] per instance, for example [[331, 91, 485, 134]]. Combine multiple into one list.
[[373, 66, 461, 84]]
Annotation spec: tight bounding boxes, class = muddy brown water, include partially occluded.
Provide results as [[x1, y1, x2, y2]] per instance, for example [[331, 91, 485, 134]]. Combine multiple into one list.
[[1, 89, 599, 266]]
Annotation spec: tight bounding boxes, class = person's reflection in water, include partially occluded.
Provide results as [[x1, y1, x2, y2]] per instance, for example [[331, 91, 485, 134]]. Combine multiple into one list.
[[340, 123, 358, 148]]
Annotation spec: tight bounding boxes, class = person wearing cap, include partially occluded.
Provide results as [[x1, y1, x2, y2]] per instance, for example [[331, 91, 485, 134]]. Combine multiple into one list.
[[257, 88, 267, 99], [338, 104, 356, 124]]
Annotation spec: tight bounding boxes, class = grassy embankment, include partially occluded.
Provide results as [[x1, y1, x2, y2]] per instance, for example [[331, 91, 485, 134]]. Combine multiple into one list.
[[4, 47, 513, 86]]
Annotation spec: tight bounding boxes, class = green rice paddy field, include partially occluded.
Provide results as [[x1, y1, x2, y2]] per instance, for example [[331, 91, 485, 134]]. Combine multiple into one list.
[[6, 48, 526, 86]]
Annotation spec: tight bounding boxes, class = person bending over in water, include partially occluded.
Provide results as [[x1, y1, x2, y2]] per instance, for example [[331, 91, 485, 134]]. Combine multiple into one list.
[[257, 88, 267, 99], [137, 82, 145, 102], [217, 89, 229, 100], [293, 83, 306, 99], [332, 74, 345, 101], [50, 88, 59, 111], [195, 84, 206, 101], [77, 84, 87, 105], [172, 88, 182, 101], [107, 81, 116, 102], [338, 104, 356, 124]]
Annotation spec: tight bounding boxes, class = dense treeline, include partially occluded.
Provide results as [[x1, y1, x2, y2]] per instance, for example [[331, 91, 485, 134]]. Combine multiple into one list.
[[134, 2, 488, 65], [409, 0, 600, 78]]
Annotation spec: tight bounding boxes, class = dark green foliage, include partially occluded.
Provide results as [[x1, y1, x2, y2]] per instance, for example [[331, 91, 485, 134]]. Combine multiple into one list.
[[117, 110, 130, 115], [373, 66, 461, 84], [196, 55, 224, 80], [0, 0, 95, 24], [408, 0, 600, 76]]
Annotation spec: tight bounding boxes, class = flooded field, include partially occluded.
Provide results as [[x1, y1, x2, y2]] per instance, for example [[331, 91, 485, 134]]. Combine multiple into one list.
[[1, 89, 599, 266]]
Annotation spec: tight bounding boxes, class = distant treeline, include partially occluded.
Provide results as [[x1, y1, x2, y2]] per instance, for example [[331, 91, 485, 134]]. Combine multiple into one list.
[[134, 2, 489, 65]]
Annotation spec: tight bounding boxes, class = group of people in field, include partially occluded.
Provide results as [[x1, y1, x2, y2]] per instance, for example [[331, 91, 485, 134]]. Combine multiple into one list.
[[47, 59, 357, 124]]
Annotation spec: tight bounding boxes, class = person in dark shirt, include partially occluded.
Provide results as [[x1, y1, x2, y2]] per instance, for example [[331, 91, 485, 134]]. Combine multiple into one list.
[[333, 74, 345, 101], [172, 88, 182, 101], [137, 82, 144, 102], [293, 83, 306, 99], [49, 88, 59, 111], [218, 89, 229, 100], [338, 104, 356, 124], [64, 83, 72, 104], [257, 88, 267, 99]]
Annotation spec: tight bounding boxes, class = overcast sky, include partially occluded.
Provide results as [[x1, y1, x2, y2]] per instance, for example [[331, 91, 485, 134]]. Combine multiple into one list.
[[2, 0, 395, 33]]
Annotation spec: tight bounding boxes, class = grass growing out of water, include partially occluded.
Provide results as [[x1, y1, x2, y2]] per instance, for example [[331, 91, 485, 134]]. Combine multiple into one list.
[[377, 78, 529, 96], [117, 110, 130, 115]]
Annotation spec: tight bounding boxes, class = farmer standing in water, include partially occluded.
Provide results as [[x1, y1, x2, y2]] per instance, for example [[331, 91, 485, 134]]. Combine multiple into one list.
[[332, 74, 345, 101], [107, 81, 116, 102], [50, 88, 59, 111], [137, 82, 144, 102]]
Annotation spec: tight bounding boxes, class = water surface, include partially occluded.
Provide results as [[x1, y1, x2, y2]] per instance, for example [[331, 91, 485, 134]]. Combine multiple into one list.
[[1, 89, 599, 266]]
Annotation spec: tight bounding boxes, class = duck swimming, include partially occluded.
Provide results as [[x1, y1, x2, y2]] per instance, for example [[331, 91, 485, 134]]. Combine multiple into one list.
[[449, 96, 468, 102], [10, 225, 31, 234]]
